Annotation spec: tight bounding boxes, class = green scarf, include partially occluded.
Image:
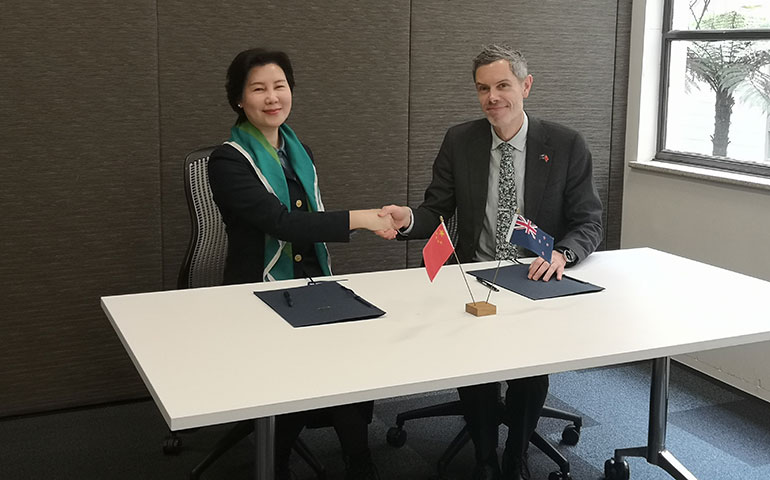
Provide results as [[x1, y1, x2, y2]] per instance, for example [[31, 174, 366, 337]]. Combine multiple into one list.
[[227, 122, 332, 282]]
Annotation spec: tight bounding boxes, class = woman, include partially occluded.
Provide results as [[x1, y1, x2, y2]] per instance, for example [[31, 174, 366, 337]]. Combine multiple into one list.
[[208, 48, 385, 480]]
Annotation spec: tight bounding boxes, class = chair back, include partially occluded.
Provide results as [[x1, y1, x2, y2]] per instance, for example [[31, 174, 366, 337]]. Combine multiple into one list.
[[177, 145, 228, 289], [444, 211, 459, 246]]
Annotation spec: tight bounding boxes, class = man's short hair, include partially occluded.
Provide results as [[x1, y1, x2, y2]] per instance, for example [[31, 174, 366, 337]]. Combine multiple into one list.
[[472, 44, 528, 81]]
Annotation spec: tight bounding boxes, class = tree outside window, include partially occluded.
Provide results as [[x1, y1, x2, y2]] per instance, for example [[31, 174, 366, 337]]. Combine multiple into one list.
[[660, 0, 770, 174]]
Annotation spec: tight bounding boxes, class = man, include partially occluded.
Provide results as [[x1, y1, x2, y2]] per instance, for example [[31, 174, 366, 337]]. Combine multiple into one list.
[[379, 44, 603, 479]]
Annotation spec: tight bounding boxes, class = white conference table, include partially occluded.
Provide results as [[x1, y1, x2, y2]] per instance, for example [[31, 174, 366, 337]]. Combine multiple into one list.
[[102, 248, 770, 480]]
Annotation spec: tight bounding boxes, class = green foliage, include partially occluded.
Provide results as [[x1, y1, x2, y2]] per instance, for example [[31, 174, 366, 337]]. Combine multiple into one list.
[[685, 11, 770, 113]]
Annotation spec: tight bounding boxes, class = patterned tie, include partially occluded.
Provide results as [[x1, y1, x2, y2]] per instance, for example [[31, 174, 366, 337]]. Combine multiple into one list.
[[495, 142, 517, 260]]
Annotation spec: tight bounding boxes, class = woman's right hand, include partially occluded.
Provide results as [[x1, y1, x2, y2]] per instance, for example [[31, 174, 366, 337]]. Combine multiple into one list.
[[349, 209, 396, 232]]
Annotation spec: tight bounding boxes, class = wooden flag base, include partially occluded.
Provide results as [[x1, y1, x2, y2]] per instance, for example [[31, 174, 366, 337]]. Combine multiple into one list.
[[465, 301, 497, 317]]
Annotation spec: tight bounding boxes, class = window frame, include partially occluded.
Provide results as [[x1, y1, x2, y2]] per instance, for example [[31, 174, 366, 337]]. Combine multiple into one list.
[[657, 0, 770, 177]]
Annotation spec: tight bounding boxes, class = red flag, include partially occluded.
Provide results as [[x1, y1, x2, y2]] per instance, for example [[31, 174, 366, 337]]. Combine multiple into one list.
[[422, 222, 455, 282]]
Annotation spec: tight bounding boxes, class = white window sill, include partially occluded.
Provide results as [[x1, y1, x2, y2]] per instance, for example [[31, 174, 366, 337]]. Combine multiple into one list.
[[629, 159, 770, 192]]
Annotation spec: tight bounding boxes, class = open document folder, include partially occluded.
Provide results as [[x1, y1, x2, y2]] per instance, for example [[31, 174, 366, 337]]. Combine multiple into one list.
[[254, 281, 385, 327], [468, 263, 604, 300]]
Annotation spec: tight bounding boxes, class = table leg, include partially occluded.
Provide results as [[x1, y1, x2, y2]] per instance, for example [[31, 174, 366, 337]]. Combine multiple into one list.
[[255, 416, 275, 480], [605, 357, 698, 480]]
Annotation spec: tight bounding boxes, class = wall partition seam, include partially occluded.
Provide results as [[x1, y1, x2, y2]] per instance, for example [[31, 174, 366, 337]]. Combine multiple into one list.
[[155, 0, 165, 287], [406, 0, 414, 266]]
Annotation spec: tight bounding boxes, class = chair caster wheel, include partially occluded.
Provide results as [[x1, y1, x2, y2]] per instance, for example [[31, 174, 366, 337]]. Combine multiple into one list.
[[162, 435, 182, 455], [604, 458, 630, 480], [386, 426, 407, 447], [561, 424, 580, 445], [548, 471, 570, 480]]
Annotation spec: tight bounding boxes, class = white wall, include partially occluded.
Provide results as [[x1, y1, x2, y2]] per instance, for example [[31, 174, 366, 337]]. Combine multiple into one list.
[[623, 0, 770, 402]]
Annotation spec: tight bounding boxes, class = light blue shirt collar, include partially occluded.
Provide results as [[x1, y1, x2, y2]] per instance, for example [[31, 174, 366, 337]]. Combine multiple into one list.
[[490, 113, 528, 152]]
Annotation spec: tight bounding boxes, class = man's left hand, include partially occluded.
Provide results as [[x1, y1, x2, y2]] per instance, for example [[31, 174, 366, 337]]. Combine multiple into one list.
[[528, 251, 567, 281]]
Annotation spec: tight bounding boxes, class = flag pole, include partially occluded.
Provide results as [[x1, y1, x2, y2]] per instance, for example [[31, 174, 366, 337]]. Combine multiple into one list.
[[485, 259, 502, 304], [485, 244, 519, 303], [442, 216, 496, 317], [441, 216, 477, 305], [485, 211, 518, 303]]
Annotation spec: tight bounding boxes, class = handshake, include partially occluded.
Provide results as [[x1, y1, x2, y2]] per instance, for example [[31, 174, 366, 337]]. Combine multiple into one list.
[[350, 205, 412, 240]]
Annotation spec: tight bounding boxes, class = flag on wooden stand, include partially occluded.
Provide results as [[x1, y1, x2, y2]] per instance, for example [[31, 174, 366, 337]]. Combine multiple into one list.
[[508, 214, 554, 261], [423, 221, 455, 282]]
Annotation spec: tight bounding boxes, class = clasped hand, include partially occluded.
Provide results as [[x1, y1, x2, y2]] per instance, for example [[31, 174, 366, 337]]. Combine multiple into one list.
[[350, 209, 398, 233], [372, 205, 411, 240]]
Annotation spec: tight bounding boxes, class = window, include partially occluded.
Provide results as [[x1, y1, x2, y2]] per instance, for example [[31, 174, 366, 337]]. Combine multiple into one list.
[[658, 1, 770, 176]]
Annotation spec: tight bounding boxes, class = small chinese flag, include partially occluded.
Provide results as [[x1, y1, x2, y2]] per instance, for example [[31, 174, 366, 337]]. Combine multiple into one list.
[[422, 221, 455, 282]]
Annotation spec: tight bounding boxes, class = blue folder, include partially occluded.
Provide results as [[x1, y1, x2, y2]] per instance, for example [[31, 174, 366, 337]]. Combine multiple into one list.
[[468, 264, 604, 300], [254, 281, 385, 327]]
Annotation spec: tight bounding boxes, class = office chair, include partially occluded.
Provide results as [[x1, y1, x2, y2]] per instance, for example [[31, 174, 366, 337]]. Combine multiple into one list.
[[162, 145, 326, 479], [176, 145, 227, 291], [385, 214, 582, 480]]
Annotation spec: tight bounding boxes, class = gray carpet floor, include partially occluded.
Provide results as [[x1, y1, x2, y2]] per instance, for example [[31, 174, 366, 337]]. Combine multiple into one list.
[[1, 361, 769, 479]]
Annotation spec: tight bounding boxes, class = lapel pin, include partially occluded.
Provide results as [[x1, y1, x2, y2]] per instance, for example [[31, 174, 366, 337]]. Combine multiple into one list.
[[539, 154, 549, 163]]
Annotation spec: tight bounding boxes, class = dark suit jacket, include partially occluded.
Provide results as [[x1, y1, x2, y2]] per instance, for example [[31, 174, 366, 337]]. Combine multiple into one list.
[[208, 143, 350, 285], [408, 116, 603, 264]]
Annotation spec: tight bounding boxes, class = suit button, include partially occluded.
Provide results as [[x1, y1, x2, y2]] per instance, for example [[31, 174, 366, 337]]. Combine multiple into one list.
[[294, 254, 302, 262], [295, 199, 303, 208]]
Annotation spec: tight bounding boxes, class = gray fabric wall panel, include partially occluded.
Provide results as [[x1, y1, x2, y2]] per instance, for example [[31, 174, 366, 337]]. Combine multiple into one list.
[[406, 0, 625, 266], [0, 2, 160, 416], [1, 0, 629, 417], [520, 1, 619, 252], [158, 0, 410, 285], [156, 2, 243, 289]]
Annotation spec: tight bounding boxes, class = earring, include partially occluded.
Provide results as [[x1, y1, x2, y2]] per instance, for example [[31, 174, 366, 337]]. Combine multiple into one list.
[[237, 104, 242, 108]]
